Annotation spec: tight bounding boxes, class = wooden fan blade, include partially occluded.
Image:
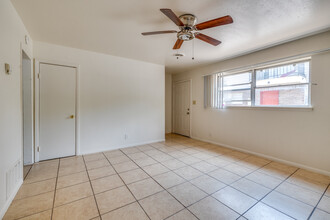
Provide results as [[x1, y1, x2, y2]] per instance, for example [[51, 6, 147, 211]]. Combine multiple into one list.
[[173, 39, 184, 49], [142, 30, 177, 36], [195, 15, 233, 30], [195, 33, 221, 46], [160, 8, 184, 26]]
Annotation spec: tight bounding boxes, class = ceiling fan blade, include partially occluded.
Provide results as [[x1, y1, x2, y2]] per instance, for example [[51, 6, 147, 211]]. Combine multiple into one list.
[[195, 33, 221, 46], [160, 8, 184, 26], [173, 39, 184, 49], [141, 30, 177, 36], [195, 15, 233, 30]]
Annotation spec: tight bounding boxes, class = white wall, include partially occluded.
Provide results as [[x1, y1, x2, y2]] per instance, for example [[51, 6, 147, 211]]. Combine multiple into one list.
[[33, 41, 165, 155], [172, 31, 330, 175], [165, 73, 172, 133], [0, 0, 33, 218]]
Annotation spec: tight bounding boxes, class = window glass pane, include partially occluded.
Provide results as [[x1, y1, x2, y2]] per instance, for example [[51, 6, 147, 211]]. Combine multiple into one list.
[[223, 72, 251, 86], [255, 84, 309, 106], [223, 84, 251, 106], [256, 61, 309, 87], [223, 101, 251, 106]]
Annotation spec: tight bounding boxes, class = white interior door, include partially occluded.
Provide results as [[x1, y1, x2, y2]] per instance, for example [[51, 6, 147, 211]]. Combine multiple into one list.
[[39, 63, 76, 161], [173, 80, 191, 137]]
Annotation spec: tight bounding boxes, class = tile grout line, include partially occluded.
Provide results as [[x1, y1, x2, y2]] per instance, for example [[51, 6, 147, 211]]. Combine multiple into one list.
[[82, 156, 102, 220], [237, 168, 300, 220], [50, 159, 61, 220], [101, 152, 152, 220], [307, 183, 330, 219], [118, 148, 201, 220]]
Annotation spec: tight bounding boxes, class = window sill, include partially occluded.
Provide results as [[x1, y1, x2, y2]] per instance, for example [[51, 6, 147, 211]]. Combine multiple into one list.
[[223, 106, 313, 111]]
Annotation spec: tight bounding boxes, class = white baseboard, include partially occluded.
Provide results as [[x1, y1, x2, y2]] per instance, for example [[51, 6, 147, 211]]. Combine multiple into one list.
[[0, 179, 23, 220], [191, 136, 330, 177], [80, 139, 166, 155]]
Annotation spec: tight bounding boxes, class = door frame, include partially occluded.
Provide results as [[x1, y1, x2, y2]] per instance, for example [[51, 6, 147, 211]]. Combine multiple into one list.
[[172, 79, 192, 137], [34, 59, 80, 162], [20, 44, 33, 167]]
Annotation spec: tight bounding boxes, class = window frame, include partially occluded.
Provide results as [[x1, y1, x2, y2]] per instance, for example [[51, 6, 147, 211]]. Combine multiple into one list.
[[213, 58, 312, 109]]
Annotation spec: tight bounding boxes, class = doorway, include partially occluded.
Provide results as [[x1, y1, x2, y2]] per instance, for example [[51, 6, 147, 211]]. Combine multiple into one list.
[[22, 51, 33, 165], [173, 80, 191, 137], [37, 62, 77, 161]]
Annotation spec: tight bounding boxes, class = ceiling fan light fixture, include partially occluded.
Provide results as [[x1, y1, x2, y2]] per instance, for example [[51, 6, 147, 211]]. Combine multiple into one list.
[[177, 30, 194, 41]]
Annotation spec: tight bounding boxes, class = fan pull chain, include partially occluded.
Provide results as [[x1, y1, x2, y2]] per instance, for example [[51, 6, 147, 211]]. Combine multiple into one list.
[[192, 39, 195, 60]]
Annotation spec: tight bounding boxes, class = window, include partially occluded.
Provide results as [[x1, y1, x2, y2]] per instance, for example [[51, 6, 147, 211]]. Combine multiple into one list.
[[205, 59, 311, 109]]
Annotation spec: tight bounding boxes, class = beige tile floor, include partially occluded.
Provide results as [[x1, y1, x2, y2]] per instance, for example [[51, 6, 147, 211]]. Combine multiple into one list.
[[4, 133, 330, 220]]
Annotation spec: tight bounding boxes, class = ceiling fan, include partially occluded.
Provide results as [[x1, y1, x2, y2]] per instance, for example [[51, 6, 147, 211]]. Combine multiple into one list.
[[142, 9, 233, 49]]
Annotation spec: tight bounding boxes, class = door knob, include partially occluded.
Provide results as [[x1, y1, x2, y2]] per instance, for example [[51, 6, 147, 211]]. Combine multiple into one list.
[[70, 115, 75, 119]]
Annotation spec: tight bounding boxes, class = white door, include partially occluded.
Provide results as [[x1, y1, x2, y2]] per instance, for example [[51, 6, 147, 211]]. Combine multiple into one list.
[[39, 63, 76, 161], [173, 80, 191, 137]]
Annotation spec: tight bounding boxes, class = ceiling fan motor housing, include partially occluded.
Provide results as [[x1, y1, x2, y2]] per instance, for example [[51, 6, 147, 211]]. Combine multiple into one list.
[[177, 14, 197, 41]]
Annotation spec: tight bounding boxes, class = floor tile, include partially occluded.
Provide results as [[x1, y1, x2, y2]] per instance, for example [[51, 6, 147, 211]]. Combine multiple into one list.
[[258, 164, 295, 180], [310, 208, 330, 220], [19, 209, 52, 220], [168, 182, 207, 207], [208, 168, 241, 184], [24, 168, 58, 184], [121, 147, 140, 154], [95, 186, 135, 214], [119, 168, 149, 184], [262, 191, 314, 220], [3, 192, 54, 220], [91, 174, 124, 194], [108, 155, 131, 164], [275, 181, 322, 206], [317, 195, 330, 213], [190, 174, 226, 194], [101, 202, 149, 220], [136, 144, 154, 151], [224, 163, 254, 176], [178, 156, 201, 165], [52, 196, 99, 220], [15, 178, 56, 200], [54, 182, 93, 207], [83, 153, 105, 162], [213, 186, 257, 214], [128, 178, 163, 200], [153, 171, 186, 189], [231, 178, 271, 200], [112, 161, 139, 173], [87, 166, 116, 180], [139, 191, 184, 220], [245, 171, 282, 189], [127, 152, 148, 160], [173, 166, 203, 180], [57, 171, 89, 189], [205, 157, 231, 167], [104, 150, 124, 158], [244, 202, 294, 220], [294, 169, 330, 185], [142, 163, 169, 176], [161, 159, 186, 170], [286, 174, 328, 194], [188, 196, 239, 220], [191, 161, 218, 173], [166, 209, 198, 220], [134, 157, 158, 167], [150, 153, 173, 162], [85, 159, 110, 170], [58, 164, 86, 176]]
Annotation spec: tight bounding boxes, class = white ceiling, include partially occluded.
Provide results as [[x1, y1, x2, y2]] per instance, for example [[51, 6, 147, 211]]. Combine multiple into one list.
[[11, 0, 330, 74]]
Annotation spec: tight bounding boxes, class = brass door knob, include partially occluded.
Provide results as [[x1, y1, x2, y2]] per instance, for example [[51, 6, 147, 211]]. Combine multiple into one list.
[[70, 115, 75, 119]]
